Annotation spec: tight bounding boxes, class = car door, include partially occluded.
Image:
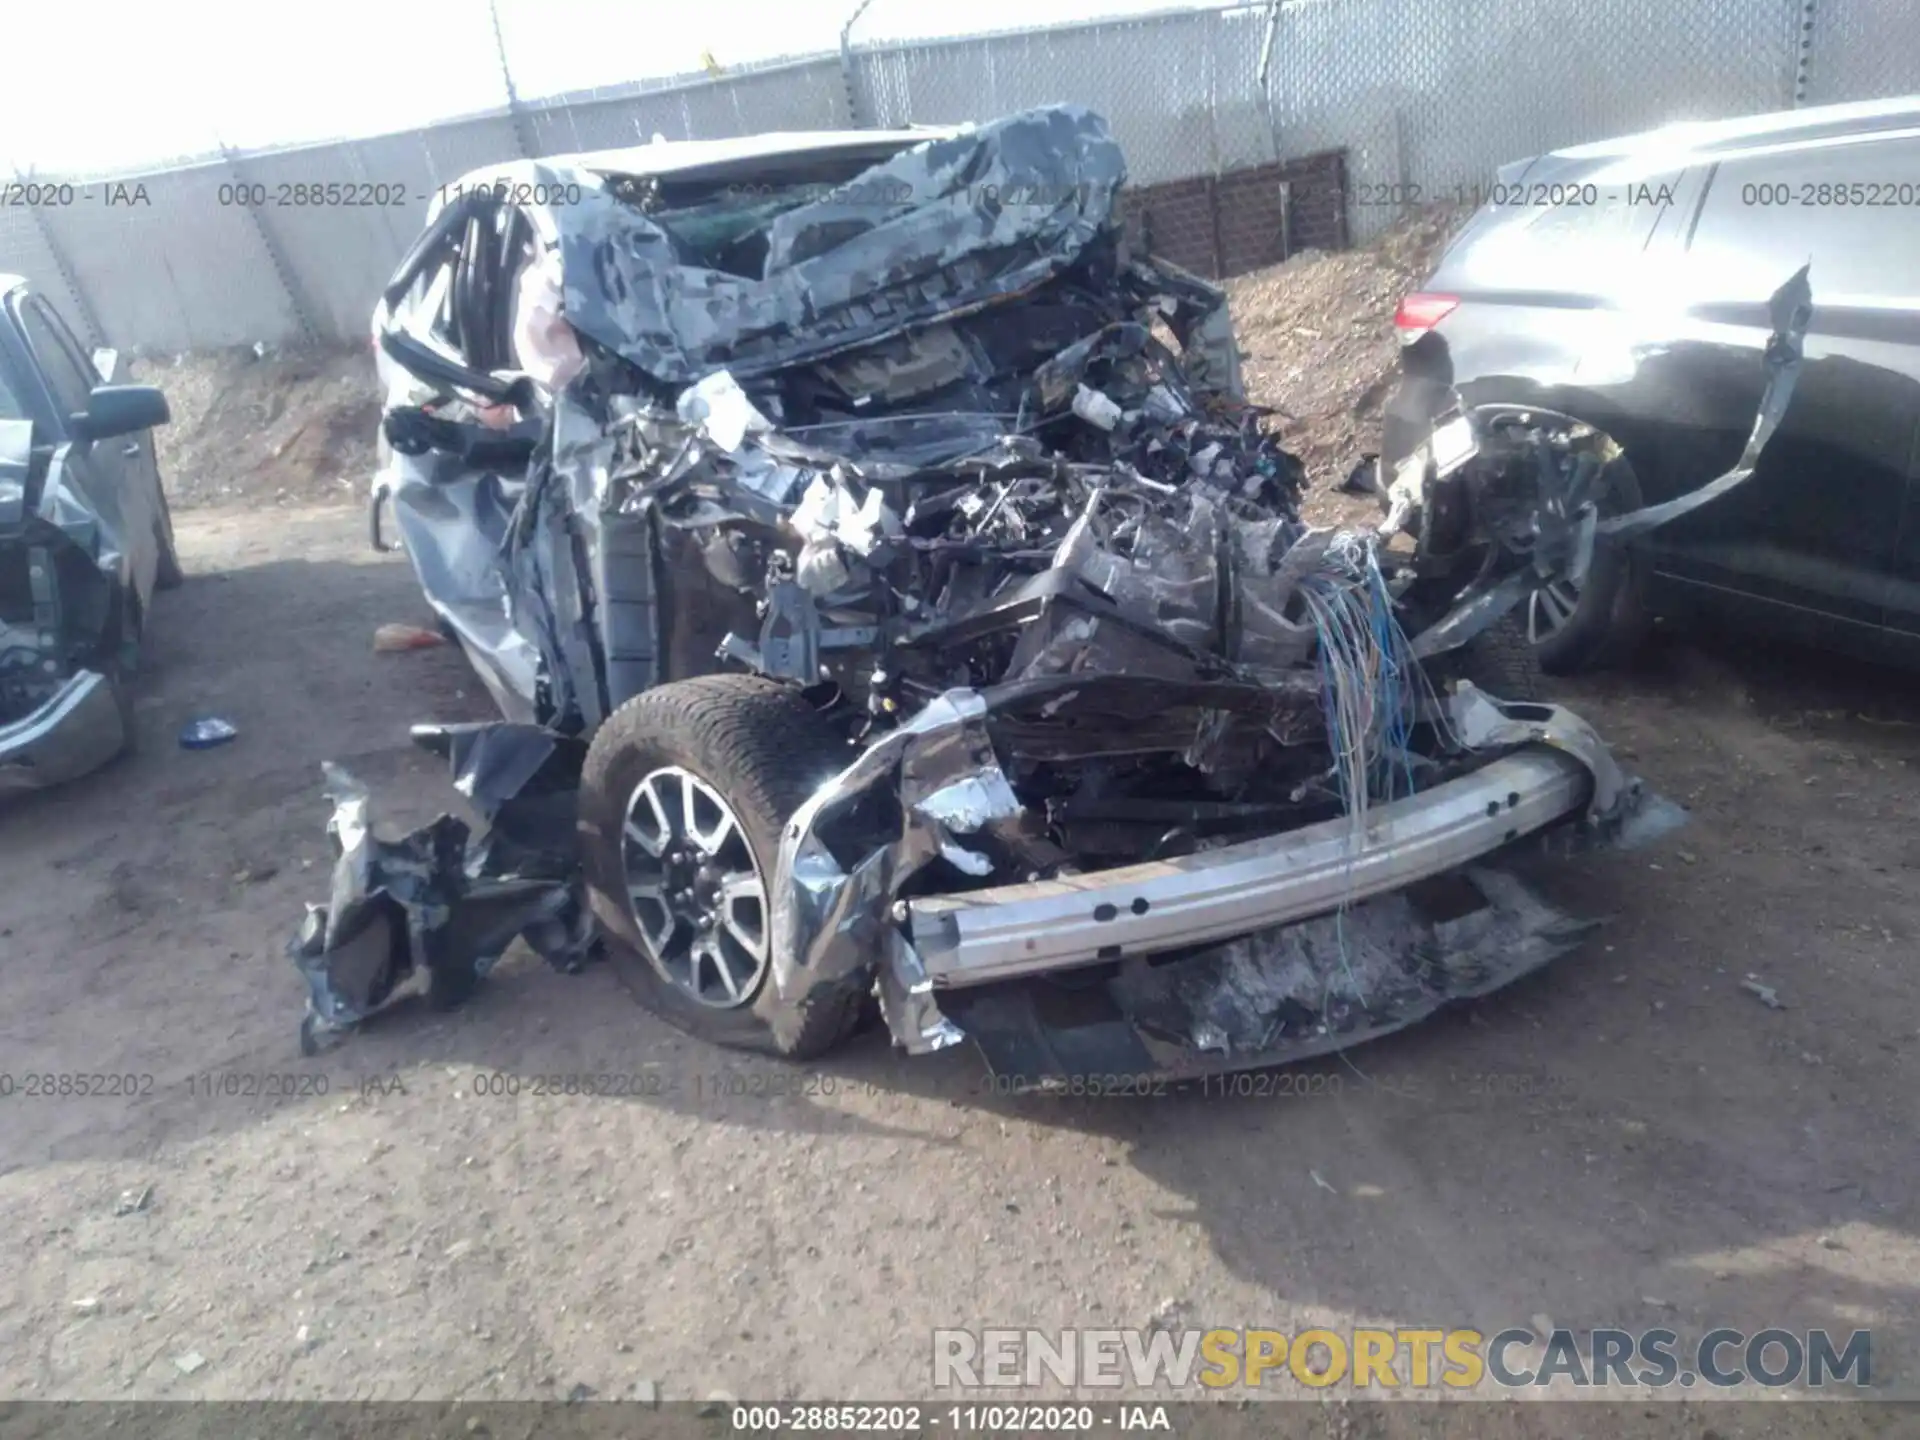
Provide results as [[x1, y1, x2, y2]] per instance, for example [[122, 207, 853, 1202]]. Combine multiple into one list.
[[1651, 129, 1920, 637], [10, 292, 164, 602]]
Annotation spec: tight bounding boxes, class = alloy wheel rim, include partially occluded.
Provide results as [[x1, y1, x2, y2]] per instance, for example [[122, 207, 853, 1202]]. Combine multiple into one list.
[[619, 766, 769, 1009], [1526, 577, 1584, 645]]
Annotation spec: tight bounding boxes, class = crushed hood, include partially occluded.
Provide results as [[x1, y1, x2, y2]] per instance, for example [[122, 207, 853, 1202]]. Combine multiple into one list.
[[553, 106, 1128, 384]]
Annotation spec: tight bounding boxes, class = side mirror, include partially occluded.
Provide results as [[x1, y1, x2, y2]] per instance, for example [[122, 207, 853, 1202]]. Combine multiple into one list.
[[72, 384, 171, 442]]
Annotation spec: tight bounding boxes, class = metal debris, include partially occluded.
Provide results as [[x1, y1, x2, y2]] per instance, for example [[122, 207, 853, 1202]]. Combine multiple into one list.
[[288, 723, 593, 1053], [114, 1184, 153, 1216]]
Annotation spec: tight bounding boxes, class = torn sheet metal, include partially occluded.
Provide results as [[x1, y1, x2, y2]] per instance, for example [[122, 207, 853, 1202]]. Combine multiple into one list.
[[374, 437, 544, 722], [288, 725, 593, 1053], [940, 865, 1596, 1085], [1596, 264, 1812, 540], [372, 105, 1286, 742], [771, 690, 1019, 1009], [556, 107, 1125, 386]]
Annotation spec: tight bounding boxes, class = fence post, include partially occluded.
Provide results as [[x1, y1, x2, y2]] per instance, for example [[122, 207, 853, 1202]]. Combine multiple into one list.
[[1257, 0, 1284, 164], [1205, 174, 1226, 279], [1791, 0, 1817, 106], [13, 168, 106, 349], [840, 0, 877, 127], [219, 144, 320, 345], [488, 0, 541, 157]]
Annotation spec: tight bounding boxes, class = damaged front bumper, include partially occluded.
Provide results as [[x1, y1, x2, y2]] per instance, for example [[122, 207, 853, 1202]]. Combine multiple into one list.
[[910, 746, 1588, 988], [772, 683, 1675, 1080], [0, 668, 126, 792]]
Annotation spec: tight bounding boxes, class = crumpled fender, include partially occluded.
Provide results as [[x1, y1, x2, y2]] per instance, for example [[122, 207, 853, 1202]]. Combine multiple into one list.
[[1411, 264, 1813, 660]]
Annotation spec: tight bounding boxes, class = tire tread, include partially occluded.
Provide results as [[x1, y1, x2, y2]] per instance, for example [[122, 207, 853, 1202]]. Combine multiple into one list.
[[580, 674, 859, 1060]]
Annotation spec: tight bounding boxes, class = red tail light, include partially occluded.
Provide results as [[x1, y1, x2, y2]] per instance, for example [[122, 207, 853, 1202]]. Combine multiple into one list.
[[1394, 292, 1459, 339]]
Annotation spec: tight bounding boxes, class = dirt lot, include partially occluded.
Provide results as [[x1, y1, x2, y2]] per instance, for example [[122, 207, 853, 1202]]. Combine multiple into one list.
[[3, 232, 1919, 1435]]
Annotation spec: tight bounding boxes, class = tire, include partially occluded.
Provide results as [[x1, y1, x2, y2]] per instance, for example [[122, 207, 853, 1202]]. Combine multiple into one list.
[[580, 674, 861, 1059], [1529, 455, 1649, 674], [153, 481, 185, 590], [1432, 611, 1544, 702]]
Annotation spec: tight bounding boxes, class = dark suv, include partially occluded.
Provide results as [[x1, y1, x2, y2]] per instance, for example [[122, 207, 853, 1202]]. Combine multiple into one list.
[[1387, 95, 1920, 672]]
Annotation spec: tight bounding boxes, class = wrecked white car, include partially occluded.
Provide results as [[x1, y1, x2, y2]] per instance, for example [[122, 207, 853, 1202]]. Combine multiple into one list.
[[293, 108, 1808, 1082]]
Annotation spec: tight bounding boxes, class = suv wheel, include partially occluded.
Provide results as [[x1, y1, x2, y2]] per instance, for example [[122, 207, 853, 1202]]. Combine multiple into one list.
[[580, 674, 862, 1059], [1527, 454, 1649, 674], [1431, 612, 1544, 702]]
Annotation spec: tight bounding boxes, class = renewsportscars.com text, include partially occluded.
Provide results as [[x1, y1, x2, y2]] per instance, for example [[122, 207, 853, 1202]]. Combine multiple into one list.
[[933, 1326, 1871, 1391]]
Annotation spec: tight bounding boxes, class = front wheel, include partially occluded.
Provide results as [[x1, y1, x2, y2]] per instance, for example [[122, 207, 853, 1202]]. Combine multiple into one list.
[[1526, 454, 1649, 674], [1428, 611, 1544, 702], [579, 674, 862, 1059]]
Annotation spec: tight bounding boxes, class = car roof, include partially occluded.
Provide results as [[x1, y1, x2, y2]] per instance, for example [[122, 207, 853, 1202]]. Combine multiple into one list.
[[542, 126, 963, 184], [1548, 94, 1920, 164]]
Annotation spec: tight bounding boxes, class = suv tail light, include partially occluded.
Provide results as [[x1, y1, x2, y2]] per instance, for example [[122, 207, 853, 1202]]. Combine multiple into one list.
[[1394, 292, 1459, 341]]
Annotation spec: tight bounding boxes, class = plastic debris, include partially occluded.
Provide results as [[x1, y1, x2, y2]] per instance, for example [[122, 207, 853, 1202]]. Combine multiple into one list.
[[179, 717, 239, 749], [114, 1184, 154, 1215], [1740, 977, 1785, 1009], [373, 622, 449, 652]]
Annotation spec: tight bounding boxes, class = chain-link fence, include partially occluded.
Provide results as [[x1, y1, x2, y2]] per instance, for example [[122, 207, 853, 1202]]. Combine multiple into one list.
[[2, 0, 1911, 352]]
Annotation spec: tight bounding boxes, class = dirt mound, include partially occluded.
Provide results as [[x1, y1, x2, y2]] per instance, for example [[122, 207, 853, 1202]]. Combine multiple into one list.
[[1227, 205, 1464, 524], [139, 346, 384, 511]]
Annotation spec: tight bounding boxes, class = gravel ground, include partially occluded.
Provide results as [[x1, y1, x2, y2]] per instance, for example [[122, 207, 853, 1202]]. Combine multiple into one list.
[[6, 502, 1913, 1433], [2, 223, 1915, 1435]]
